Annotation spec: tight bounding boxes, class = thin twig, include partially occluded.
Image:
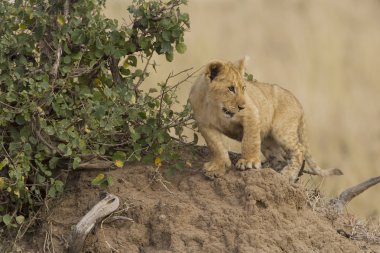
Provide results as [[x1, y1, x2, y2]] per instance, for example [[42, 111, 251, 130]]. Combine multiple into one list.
[[134, 53, 154, 93], [31, 116, 62, 155], [93, 140, 130, 147], [43, 230, 48, 253], [163, 115, 193, 130], [0, 100, 20, 110], [103, 215, 134, 224], [1, 132, 17, 170], [153, 66, 201, 100], [156, 67, 198, 127], [18, 209, 41, 239], [148, 166, 175, 194], [100, 220, 119, 252], [50, 222, 55, 253]]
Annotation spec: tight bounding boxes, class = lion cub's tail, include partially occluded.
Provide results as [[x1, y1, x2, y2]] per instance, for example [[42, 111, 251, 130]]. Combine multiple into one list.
[[298, 116, 343, 176], [304, 152, 343, 176]]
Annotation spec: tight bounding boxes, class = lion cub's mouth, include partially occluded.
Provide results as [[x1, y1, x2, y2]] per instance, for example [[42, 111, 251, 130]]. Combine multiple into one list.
[[222, 107, 235, 118]]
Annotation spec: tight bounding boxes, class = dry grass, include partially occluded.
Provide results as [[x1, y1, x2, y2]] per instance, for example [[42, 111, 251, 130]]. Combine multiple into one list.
[[306, 187, 380, 246]]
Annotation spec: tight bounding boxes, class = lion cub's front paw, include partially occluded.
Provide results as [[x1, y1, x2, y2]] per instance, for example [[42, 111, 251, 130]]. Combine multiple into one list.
[[203, 160, 230, 179], [236, 158, 261, 171]]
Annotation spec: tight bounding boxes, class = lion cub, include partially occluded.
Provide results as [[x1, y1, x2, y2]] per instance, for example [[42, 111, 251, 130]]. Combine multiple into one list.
[[189, 57, 342, 182]]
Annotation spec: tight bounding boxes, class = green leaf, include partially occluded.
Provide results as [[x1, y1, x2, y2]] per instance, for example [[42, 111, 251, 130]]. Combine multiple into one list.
[[139, 37, 149, 50], [48, 187, 57, 198], [63, 56, 71, 64], [245, 72, 254, 81], [112, 151, 126, 162], [91, 174, 113, 188], [129, 126, 141, 141], [149, 88, 158, 93], [175, 161, 185, 170], [49, 157, 60, 170], [15, 115, 26, 125], [96, 38, 103, 50], [37, 173, 46, 184], [0, 158, 9, 171], [2, 214, 12, 226], [106, 176, 113, 187], [162, 31, 171, 42], [44, 125, 55, 136], [58, 143, 66, 153], [48, 179, 64, 198], [103, 86, 112, 98], [91, 173, 105, 186], [175, 43, 187, 54], [161, 42, 172, 53], [73, 157, 81, 169], [193, 133, 199, 144], [20, 126, 31, 141], [15, 215, 25, 225], [179, 13, 189, 23], [54, 180, 64, 193], [165, 52, 174, 62], [57, 15, 65, 26]]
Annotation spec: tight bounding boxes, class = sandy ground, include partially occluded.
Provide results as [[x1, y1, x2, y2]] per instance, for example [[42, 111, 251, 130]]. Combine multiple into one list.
[[15, 148, 379, 253]]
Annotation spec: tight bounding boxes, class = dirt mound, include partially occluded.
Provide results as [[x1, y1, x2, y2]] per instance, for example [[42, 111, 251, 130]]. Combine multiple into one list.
[[17, 151, 376, 252]]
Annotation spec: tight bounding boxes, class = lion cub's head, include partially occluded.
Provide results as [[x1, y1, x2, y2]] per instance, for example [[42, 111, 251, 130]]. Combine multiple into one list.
[[204, 57, 248, 118]]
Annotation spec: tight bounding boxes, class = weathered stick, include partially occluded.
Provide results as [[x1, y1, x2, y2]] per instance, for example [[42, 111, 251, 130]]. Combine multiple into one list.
[[67, 193, 120, 253], [333, 176, 380, 211]]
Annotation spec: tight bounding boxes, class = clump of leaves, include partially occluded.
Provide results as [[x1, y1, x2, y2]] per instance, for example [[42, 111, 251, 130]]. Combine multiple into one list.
[[0, 0, 192, 233]]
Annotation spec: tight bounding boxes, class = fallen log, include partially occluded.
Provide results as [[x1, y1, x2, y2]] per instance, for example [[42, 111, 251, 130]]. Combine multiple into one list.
[[67, 193, 120, 253]]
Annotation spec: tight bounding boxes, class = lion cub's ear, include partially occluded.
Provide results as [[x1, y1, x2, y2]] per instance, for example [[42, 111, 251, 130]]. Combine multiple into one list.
[[205, 61, 224, 82], [236, 56, 250, 76]]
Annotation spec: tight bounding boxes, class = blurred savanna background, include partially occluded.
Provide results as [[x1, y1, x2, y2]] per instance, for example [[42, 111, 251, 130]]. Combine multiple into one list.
[[104, 0, 380, 217]]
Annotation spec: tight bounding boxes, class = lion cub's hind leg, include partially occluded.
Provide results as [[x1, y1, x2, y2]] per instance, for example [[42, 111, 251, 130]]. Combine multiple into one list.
[[261, 136, 288, 171], [199, 127, 232, 179], [272, 121, 305, 183]]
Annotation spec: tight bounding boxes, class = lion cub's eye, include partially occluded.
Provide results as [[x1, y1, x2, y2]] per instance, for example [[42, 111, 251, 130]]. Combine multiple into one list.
[[228, 86, 235, 93]]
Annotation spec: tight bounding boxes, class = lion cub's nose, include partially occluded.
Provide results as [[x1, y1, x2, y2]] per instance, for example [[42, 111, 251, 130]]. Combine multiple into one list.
[[238, 105, 245, 111]]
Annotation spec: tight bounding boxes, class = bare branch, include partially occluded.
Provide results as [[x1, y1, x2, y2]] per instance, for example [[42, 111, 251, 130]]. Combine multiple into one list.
[[333, 176, 380, 211], [49, 0, 70, 85], [31, 116, 62, 155], [134, 53, 154, 94], [0, 100, 20, 111], [49, 44, 62, 84], [77, 160, 114, 170], [109, 56, 121, 85], [153, 66, 201, 100], [1, 133, 17, 170]]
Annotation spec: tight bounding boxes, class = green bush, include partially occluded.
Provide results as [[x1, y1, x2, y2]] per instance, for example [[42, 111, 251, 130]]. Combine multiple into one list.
[[0, 0, 192, 229]]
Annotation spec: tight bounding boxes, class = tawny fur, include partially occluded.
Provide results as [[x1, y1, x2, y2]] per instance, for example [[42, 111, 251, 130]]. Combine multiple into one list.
[[189, 57, 343, 182]]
